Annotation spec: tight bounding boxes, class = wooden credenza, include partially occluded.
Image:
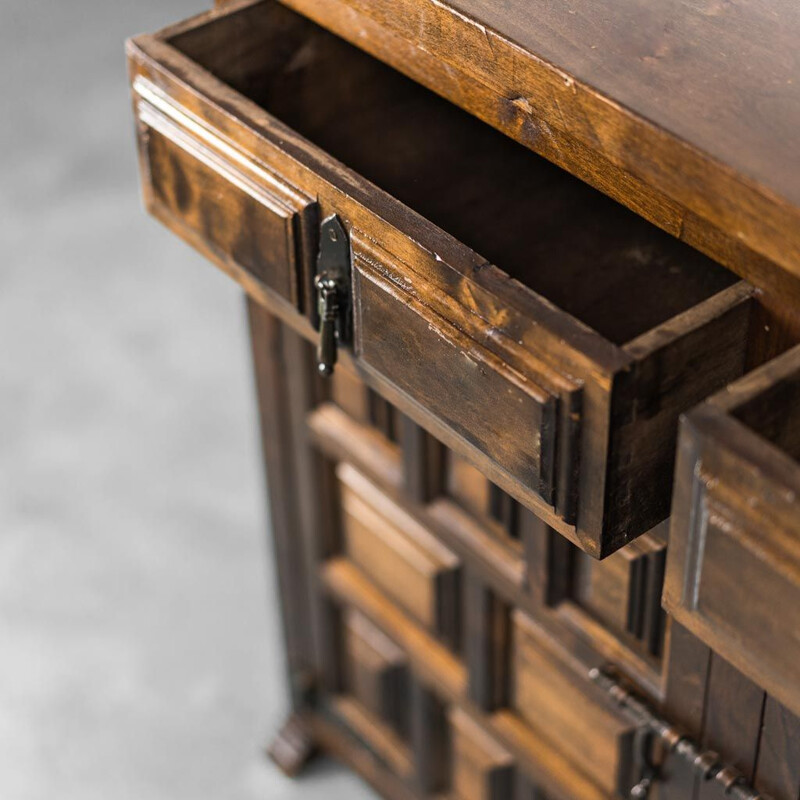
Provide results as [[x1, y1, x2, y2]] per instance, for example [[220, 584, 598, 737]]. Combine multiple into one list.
[[127, 2, 800, 798]]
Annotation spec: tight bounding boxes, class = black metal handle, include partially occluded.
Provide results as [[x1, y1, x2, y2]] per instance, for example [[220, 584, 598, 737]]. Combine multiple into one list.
[[315, 273, 340, 377]]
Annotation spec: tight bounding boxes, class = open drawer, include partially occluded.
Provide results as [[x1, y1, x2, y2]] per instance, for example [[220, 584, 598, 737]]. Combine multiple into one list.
[[127, 0, 754, 557], [664, 344, 800, 717]]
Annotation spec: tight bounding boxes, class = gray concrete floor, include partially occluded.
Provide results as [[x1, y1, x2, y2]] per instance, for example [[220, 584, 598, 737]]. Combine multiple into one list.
[[0, 2, 376, 798]]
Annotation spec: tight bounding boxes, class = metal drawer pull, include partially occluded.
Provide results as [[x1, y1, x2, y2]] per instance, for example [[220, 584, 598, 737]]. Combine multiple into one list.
[[315, 273, 341, 376], [590, 668, 767, 800], [314, 215, 351, 377]]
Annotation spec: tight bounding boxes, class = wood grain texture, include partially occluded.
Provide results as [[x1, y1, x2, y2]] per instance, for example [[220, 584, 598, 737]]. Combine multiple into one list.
[[606, 281, 754, 549], [353, 244, 560, 509], [313, 392, 666, 698], [572, 531, 666, 657], [662, 626, 711, 732], [269, 321, 799, 800], [247, 300, 315, 698], [657, 623, 711, 800], [279, 0, 800, 296], [135, 6, 800, 799], [311, 401, 530, 598], [277, 322, 350, 695], [323, 559, 609, 800], [138, 87, 315, 309]]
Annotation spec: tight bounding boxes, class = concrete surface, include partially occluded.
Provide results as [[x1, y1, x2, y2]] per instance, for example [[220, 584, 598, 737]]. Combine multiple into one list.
[[0, 2, 376, 798]]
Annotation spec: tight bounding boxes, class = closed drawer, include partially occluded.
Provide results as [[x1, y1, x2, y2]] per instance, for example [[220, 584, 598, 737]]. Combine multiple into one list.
[[511, 611, 637, 797], [128, 0, 754, 557], [338, 463, 460, 647], [664, 344, 800, 718]]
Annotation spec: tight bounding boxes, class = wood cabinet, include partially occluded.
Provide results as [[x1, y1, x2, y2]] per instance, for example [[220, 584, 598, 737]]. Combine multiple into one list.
[[128, 0, 800, 797]]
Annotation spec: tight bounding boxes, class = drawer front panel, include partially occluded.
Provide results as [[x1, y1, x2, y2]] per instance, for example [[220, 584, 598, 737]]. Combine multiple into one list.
[[511, 612, 635, 795], [353, 242, 568, 510], [665, 364, 800, 717], [339, 463, 460, 646], [134, 79, 315, 309]]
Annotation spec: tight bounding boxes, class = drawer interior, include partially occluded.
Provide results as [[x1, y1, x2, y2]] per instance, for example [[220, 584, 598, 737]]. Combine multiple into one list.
[[169, 1, 736, 346], [731, 369, 800, 461]]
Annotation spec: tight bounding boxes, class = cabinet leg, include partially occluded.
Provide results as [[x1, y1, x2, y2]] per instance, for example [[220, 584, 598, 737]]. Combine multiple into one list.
[[267, 713, 318, 777]]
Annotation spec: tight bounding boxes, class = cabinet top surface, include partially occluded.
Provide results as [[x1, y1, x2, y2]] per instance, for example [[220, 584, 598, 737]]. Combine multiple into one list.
[[274, 0, 800, 289], [450, 0, 799, 206]]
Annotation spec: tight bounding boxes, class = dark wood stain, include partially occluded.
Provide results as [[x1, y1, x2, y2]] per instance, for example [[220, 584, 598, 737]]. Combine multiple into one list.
[[130, 2, 800, 798], [173, 0, 736, 347], [279, 0, 800, 295]]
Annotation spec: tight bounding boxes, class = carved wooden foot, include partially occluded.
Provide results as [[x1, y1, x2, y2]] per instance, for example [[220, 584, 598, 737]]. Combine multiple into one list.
[[267, 714, 317, 777]]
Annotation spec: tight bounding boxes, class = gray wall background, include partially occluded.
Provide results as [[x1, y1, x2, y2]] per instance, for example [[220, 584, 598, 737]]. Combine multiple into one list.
[[0, 2, 375, 798]]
